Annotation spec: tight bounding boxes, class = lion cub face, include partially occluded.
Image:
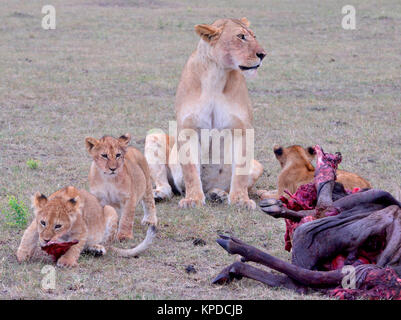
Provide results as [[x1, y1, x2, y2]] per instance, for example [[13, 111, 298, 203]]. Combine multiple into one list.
[[85, 134, 131, 176], [195, 18, 266, 75], [273, 145, 316, 169], [32, 187, 81, 246]]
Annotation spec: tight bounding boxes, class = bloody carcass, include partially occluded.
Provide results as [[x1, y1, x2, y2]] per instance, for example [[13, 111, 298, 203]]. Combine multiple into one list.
[[214, 145, 401, 299]]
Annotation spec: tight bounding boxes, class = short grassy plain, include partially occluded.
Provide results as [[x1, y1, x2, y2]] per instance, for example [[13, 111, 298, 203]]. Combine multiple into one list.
[[0, 0, 400, 299]]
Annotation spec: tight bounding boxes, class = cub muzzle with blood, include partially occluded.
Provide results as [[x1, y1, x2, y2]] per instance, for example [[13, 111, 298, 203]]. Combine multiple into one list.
[[41, 240, 79, 262]]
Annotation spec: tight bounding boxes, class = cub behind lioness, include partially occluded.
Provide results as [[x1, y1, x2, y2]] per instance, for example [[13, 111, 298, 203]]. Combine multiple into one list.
[[258, 145, 371, 199]]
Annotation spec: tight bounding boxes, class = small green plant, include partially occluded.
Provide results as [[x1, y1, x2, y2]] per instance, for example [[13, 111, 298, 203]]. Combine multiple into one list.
[[158, 18, 167, 30], [26, 159, 40, 169], [2, 195, 29, 228]]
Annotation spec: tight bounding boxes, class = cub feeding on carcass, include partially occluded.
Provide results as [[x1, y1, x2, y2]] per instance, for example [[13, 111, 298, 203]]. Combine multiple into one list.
[[258, 145, 371, 199], [16, 186, 156, 267]]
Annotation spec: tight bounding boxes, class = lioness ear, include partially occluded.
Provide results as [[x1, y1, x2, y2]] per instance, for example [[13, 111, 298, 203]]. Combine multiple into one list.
[[85, 137, 99, 153], [118, 133, 131, 147], [194, 24, 221, 42], [32, 192, 47, 211], [240, 17, 250, 28]]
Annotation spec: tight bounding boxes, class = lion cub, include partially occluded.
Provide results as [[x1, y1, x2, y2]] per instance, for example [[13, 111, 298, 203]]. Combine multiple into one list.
[[259, 145, 371, 199], [17, 186, 156, 267], [86, 134, 157, 241], [17, 186, 119, 267]]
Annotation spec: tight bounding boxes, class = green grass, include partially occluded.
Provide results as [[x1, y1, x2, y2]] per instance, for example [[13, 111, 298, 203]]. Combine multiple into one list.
[[0, 0, 400, 300], [1, 196, 29, 228], [26, 159, 40, 170]]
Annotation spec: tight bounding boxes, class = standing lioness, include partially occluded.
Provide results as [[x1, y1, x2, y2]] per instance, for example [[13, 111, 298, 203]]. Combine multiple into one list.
[[145, 18, 266, 210], [86, 134, 157, 241]]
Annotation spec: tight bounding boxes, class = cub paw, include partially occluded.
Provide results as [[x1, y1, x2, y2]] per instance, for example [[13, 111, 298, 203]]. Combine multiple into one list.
[[16, 250, 30, 263], [256, 189, 278, 200], [153, 189, 172, 202], [229, 193, 256, 210], [178, 197, 204, 209], [57, 256, 78, 268], [117, 232, 134, 242], [234, 199, 256, 210], [86, 245, 106, 257], [141, 215, 158, 227]]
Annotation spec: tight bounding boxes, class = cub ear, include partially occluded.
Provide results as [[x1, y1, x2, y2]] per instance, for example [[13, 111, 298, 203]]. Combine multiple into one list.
[[307, 146, 316, 156], [240, 17, 250, 27], [194, 24, 221, 42], [67, 196, 83, 223], [118, 133, 131, 147], [85, 137, 99, 153], [273, 145, 283, 157], [65, 186, 79, 198], [32, 192, 47, 212], [67, 196, 83, 211]]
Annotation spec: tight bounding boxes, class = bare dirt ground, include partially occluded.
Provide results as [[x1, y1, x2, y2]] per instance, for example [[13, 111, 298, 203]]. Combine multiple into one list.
[[0, 0, 400, 299]]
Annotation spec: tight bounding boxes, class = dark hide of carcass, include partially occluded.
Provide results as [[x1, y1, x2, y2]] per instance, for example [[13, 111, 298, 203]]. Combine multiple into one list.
[[214, 145, 401, 299]]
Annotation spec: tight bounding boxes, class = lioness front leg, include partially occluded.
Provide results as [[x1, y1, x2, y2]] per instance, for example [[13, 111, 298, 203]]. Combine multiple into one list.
[[117, 198, 136, 241], [16, 220, 39, 263], [179, 163, 205, 208], [177, 122, 205, 208], [229, 126, 255, 210], [230, 173, 256, 210]]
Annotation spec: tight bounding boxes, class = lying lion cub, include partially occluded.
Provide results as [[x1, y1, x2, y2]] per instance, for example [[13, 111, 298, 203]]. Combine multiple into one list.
[[86, 134, 157, 241], [145, 17, 266, 210], [16, 186, 155, 267], [258, 145, 371, 199]]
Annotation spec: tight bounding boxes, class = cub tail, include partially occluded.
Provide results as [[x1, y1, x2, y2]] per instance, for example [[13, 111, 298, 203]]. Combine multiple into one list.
[[111, 226, 157, 257]]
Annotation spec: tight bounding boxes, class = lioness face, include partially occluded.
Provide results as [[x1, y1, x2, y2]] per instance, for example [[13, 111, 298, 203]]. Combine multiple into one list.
[[32, 190, 80, 246], [85, 134, 131, 176], [195, 18, 266, 75]]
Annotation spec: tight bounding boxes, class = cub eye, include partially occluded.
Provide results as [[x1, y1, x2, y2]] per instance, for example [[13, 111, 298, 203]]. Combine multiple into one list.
[[237, 34, 246, 40], [54, 224, 62, 230], [40, 220, 46, 227], [116, 153, 121, 158], [101, 154, 108, 159]]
